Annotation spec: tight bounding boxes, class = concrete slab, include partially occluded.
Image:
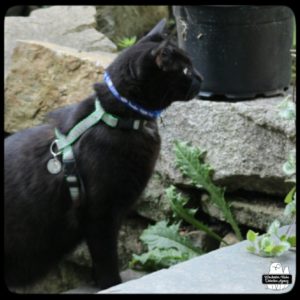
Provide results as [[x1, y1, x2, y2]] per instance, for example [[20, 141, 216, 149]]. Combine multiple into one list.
[[99, 226, 296, 294]]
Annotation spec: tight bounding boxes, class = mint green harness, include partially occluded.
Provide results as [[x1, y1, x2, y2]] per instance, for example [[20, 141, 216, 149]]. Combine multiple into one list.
[[48, 98, 146, 204], [55, 98, 118, 159]]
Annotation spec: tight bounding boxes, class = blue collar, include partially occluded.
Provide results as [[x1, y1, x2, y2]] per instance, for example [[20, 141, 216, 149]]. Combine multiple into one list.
[[104, 71, 162, 119]]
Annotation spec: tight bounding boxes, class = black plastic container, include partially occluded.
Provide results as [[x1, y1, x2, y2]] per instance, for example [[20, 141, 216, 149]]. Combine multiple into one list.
[[173, 6, 294, 100]]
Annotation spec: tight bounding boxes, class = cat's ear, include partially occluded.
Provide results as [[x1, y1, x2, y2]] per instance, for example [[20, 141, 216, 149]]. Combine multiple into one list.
[[151, 40, 175, 71], [138, 19, 167, 43], [146, 18, 167, 37]]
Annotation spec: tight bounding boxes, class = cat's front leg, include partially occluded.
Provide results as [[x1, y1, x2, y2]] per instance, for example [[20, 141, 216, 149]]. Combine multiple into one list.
[[84, 216, 122, 290]]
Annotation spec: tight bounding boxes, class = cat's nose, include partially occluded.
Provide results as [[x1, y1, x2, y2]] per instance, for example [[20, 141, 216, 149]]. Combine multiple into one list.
[[193, 68, 204, 83]]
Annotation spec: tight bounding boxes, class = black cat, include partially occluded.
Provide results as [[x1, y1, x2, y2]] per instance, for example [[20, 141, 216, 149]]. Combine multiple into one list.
[[5, 19, 202, 290]]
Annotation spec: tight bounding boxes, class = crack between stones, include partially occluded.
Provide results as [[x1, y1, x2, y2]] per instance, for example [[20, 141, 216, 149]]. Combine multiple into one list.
[[63, 23, 96, 35], [233, 108, 295, 143]]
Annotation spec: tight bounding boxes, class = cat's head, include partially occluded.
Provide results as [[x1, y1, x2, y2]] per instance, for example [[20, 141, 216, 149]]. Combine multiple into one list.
[[106, 19, 203, 111]]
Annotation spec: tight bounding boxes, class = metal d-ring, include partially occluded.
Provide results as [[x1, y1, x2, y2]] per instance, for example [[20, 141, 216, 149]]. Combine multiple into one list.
[[50, 139, 62, 157]]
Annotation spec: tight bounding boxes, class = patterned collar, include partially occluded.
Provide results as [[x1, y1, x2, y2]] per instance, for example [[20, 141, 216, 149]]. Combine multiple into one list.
[[104, 71, 163, 119]]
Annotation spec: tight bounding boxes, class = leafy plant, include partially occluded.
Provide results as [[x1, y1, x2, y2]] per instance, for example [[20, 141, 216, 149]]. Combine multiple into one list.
[[130, 141, 243, 271], [245, 198, 296, 258], [117, 36, 137, 49], [174, 140, 243, 241], [130, 248, 193, 271], [284, 187, 296, 220], [166, 185, 228, 245], [246, 220, 292, 257], [129, 220, 202, 271]]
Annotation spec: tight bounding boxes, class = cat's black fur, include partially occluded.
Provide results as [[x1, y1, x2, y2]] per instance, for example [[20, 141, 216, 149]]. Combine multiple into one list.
[[5, 20, 202, 290]]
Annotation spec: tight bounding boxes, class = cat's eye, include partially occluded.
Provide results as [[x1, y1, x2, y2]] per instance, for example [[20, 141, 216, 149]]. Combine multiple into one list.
[[183, 67, 190, 76]]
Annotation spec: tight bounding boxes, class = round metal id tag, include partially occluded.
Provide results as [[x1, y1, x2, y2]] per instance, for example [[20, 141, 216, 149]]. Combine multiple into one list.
[[47, 158, 62, 174]]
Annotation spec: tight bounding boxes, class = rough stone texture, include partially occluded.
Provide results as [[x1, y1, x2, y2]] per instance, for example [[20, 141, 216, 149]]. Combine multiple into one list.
[[156, 97, 295, 197], [229, 198, 289, 231], [116, 216, 148, 270], [220, 232, 240, 248], [186, 229, 221, 252], [134, 171, 173, 222], [4, 40, 116, 133], [5, 6, 117, 77], [95, 6, 169, 44], [66, 244, 93, 269], [100, 225, 296, 294], [201, 194, 288, 231]]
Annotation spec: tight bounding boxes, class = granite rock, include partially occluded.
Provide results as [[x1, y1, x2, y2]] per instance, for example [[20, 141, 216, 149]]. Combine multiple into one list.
[[4, 40, 116, 133], [5, 6, 116, 77], [156, 97, 295, 196]]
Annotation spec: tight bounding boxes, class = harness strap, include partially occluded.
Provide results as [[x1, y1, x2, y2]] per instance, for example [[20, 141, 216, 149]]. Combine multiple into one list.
[[56, 99, 105, 151], [52, 97, 148, 206], [55, 129, 81, 205], [55, 98, 146, 152]]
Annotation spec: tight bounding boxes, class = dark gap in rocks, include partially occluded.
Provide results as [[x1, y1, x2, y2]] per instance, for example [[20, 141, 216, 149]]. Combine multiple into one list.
[[126, 208, 157, 226], [173, 184, 286, 239], [226, 189, 285, 208]]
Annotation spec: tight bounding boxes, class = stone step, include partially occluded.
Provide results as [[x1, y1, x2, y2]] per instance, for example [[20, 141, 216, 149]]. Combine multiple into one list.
[[98, 225, 295, 294]]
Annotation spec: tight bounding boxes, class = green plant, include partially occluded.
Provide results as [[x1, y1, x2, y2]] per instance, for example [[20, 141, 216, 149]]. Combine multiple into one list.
[[284, 187, 296, 220], [129, 220, 202, 271], [246, 186, 296, 257], [174, 140, 243, 240], [117, 36, 137, 50], [246, 220, 293, 257], [166, 185, 228, 245], [130, 141, 242, 271]]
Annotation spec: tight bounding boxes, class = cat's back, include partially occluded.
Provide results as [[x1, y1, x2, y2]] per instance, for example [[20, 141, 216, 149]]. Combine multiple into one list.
[[5, 125, 55, 200]]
